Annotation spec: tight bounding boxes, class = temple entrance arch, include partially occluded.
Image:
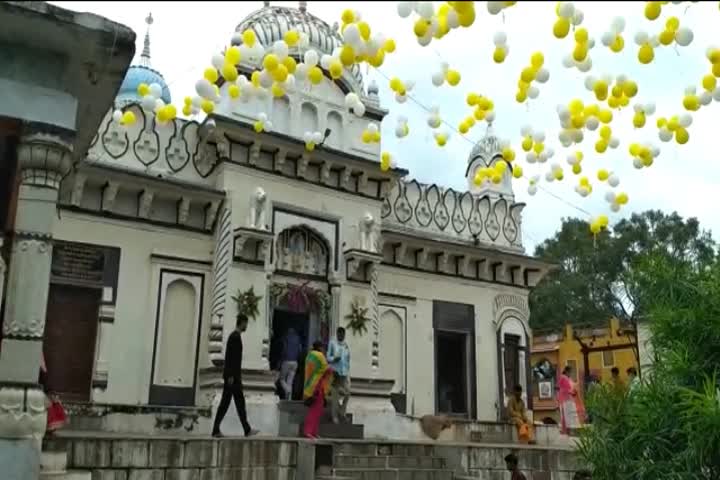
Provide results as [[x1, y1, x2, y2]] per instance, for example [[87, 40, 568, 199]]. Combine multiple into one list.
[[268, 225, 332, 400]]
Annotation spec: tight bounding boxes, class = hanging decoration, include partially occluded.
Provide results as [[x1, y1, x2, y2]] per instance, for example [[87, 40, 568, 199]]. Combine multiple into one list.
[[232, 286, 263, 321], [345, 297, 371, 336], [270, 282, 331, 324]]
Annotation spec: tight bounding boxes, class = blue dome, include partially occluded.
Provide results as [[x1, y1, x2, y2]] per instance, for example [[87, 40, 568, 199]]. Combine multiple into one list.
[[116, 65, 172, 106]]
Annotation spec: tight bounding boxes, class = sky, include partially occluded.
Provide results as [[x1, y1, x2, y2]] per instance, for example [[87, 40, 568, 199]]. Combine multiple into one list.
[[53, 1, 720, 253]]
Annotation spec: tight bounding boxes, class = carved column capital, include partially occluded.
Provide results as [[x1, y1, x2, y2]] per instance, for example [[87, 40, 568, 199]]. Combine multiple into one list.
[[17, 133, 73, 189], [0, 386, 46, 439]]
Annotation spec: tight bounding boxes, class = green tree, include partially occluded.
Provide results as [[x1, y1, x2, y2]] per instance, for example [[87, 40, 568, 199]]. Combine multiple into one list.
[[578, 254, 720, 479], [529, 210, 716, 331]]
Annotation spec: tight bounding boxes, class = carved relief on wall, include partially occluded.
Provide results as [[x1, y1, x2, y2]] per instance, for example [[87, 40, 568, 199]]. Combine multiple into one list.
[[276, 227, 329, 277]]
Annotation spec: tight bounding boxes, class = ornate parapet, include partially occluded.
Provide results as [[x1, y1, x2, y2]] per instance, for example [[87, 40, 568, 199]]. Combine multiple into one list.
[[381, 179, 525, 252]]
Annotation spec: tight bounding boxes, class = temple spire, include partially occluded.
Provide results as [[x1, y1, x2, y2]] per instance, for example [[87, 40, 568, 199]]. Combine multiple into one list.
[[299, 1, 307, 12], [140, 13, 153, 67]]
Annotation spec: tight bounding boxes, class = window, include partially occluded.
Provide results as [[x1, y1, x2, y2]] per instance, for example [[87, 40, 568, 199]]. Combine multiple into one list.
[[602, 351, 615, 368]]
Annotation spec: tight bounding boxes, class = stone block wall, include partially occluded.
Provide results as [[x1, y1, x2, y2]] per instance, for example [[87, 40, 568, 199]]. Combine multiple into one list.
[[66, 437, 298, 480]]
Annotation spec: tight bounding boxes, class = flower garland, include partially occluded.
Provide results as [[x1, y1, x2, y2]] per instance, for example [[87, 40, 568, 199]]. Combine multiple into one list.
[[269, 281, 330, 324], [345, 297, 371, 336], [232, 286, 262, 320]]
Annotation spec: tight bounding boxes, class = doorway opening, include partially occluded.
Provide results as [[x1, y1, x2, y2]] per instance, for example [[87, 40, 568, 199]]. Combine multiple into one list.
[[435, 331, 469, 416], [503, 333, 521, 395], [269, 309, 310, 401], [43, 283, 101, 402]]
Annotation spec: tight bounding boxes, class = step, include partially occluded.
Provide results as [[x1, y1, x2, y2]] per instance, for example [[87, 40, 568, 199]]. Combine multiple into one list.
[[334, 455, 445, 469], [278, 401, 353, 423], [333, 468, 453, 480], [313, 423, 364, 439], [41, 449, 68, 474], [40, 471, 91, 480]]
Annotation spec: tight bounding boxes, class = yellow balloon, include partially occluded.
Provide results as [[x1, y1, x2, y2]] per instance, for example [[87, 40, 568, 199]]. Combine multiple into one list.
[[573, 43, 588, 62], [458, 8, 476, 27], [633, 112, 646, 128], [667, 116, 680, 131], [384, 39, 397, 53], [491, 173, 502, 184], [263, 54, 279, 71], [358, 21, 371, 41], [204, 67, 219, 83], [569, 99, 584, 115], [574, 28, 589, 44], [271, 83, 285, 97], [282, 56, 297, 74], [533, 142, 545, 154], [595, 139, 608, 153], [616, 193, 629, 205], [341, 9, 355, 24], [608, 96, 620, 109], [243, 29, 256, 47], [515, 90, 527, 103], [493, 47, 507, 63], [521, 136, 533, 152], [474, 108, 486, 120], [593, 80, 608, 101], [251, 71, 261, 87], [340, 45, 355, 67], [597, 169, 610, 181], [459, 122, 470, 134], [572, 164, 582, 175], [305, 141, 316, 152], [598, 109, 613, 123], [271, 64, 288, 82], [502, 147, 516, 162], [436, 134, 448, 147], [361, 130, 373, 143], [656, 117, 667, 128], [201, 100, 215, 115], [610, 35, 624, 53], [645, 1, 661, 20], [598, 215, 609, 227], [599, 125, 612, 140], [120, 111, 136, 125], [531, 52, 544, 68], [675, 127, 689, 144], [183, 96, 192, 106], [308, 66, 324, 85], [623, 81, 638, 97], [666, 16, 680, 31], [228, 84, 240, 98], [629, 144, 641, 156], [590, 222, 601, 235], [659, 29, 675, 46], [520, 67, 536, 84], [638, 44, 654, 64], [553, 18, 570, 39], [713, 63, 720, 78], [703, 74, 717, 91], [445, 69, 461, 86], [683, 95, 700, 111], [414, 18, 430, 37], [329, 60, 343, 80], [467, 93, 481, 106], [225, 46, 242, 65], [512, 165, 523, 179], [222, 63, 238, 82], [182, 105, 192, 116], [478, 97, 493, 110], [137, 83, 150, 97], [571, 115, 585, 129], [284, 30, 300, 47], [254, 120, 264, 133]]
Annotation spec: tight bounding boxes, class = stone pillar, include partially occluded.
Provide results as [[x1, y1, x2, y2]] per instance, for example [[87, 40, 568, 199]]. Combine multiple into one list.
[[330, 283, 342, 334], [369, 263, 379, 374], [0, 133, 72, 448], [0, 236, 5, 313]]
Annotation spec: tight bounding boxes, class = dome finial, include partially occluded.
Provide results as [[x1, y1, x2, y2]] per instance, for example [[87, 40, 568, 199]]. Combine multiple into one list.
[[263, 1, 270, 6], [140, 12, 153, 67], [299, 1, 307, 12]]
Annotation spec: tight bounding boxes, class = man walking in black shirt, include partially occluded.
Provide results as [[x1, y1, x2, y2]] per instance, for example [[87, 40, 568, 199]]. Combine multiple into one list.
[[212, 314, 258, 437]]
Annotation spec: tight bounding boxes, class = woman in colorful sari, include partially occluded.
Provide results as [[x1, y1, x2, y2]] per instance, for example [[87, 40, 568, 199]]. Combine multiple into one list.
[[558, 365, 584, 435], [302, 341, 333, 439]]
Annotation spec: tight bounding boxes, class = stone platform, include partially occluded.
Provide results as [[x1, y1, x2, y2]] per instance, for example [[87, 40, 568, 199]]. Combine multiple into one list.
[[278, 401, 364, 440], [45, 432, 585, 480]]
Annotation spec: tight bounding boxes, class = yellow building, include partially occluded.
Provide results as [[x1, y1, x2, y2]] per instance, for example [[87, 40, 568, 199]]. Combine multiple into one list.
[[530, 318, 637, 424]]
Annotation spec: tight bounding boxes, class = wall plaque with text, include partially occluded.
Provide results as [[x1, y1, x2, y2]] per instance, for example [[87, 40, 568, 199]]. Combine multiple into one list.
[[51, 241, 105, 285]]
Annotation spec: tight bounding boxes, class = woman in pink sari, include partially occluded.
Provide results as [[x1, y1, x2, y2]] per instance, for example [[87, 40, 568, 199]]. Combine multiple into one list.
[[557, 365, 584, 435]]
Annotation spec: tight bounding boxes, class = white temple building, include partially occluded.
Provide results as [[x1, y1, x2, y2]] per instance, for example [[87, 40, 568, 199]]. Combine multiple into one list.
[[1, 2, 553, 439]]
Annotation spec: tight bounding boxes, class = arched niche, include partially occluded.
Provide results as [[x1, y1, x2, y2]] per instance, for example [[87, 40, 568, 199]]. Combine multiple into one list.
[[326, 110, 344, 149], [275, 225, 330, 278], [496, 314, 531, 416], [300, 102, 319, 133], [380, 308, 404, 394], [272, 96, 291, 134]]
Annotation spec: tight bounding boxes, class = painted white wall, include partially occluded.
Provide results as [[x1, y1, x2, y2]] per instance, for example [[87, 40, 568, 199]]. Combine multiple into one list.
[[52, 211, 213, 405]]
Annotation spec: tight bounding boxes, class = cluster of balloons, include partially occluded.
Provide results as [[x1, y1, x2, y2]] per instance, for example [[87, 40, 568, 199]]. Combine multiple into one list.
[[553, 2, 585, 39], [575, 176, 593, 197], [527, 175, 541, 196], [604, 191, 629, 212], [657, 114, 691, 144], [361, 123, 382, 143], [594, 125, 620, 154], [516, 52, 550, 103], [520, 127, 554, 164], [545, 163, 565, 182], [339, 9, 396, 68], [460, 93, 496, 134], [597, 168, 621, 187], [380, 151, 398, 171], [431, 62, 462, 87], [566, 151, 584, 175], [434, 130, 450, 147], [658, 16, 694, 48], [253, 112, 273, 133], [487, 2, 516, 15], [427, 106, 442, 129], [556, 100, 614, 148], [632, 102, 657, 128], [388, 77, 415, 103], [589, 215, 609, 234], [601, 17, 626, 53], [111, 109, 137, 127], [395, 116, 410, 138], [344, 93, 367, 117], [492, 31, 509, 63], [399, 1, 477, 46], [629, 142, 660, 168], [303, 131, 324, 151]]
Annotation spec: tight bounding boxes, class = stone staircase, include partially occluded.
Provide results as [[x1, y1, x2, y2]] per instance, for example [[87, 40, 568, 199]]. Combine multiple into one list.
[[278, 400, 364, 439], [40, 438, 90, 480]]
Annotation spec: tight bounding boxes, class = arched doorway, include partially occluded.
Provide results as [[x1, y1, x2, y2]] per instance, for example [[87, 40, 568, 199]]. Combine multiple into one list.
[[269, 226, 331, 400]]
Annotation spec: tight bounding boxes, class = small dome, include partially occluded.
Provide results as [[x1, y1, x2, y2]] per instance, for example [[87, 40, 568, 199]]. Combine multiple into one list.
[[116, 65, 172, 107], [468, 131, 502, 165], [234, 5, 364, 94]]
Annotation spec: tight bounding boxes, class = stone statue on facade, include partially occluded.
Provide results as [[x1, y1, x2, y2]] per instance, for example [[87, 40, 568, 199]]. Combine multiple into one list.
[[359, 212, 377, 252], [249, 187, 268, 230]]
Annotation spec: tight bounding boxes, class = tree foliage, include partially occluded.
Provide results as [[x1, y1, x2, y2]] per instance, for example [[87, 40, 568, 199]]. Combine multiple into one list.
[[529, 210, 716, 331], [578, 254, 720, 479]]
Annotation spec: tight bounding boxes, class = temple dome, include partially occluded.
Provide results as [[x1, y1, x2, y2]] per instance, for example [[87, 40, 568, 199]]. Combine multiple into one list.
[[233, 3, 364, 94], [117, 66, 171, 106], [115, 13, 171, 107]]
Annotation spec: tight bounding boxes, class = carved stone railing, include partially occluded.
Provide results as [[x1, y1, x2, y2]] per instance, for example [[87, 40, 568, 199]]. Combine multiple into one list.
[[381, 179, 525, 251]]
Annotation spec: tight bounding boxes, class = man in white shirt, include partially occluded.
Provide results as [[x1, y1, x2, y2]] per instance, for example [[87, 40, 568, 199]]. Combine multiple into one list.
[[326, 327, 351, 424]]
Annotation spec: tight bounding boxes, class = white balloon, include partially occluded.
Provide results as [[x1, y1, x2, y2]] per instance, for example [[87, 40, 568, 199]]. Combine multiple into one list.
[[354, 102, 366, 117], [395, 125, 406, 137], [562, 55, 575, 68], [320, 54, 332, 70], [284, 75, 296, 92], [651, 146, 660, 157], [191, 96, 203, 108], [303, 131, 313, 143], [487, 1, 504, 15], [609, 137, 620, 149], [528, 86, 540, 99], [601, 31, 614, 47], [587, 38, 596, 49], [149, 83, 163, 99], [611, 203, 621, 212], [447, 10, 460, 28], [700, 91, 712, 106], [658, 128, 673, 142], [304, 50, 319, 67], [572, 129, 584, 143], [211, 54, 225, 70], [260, 70, 273, 88], [312, 131, 323, 144], [634, 31, 648, 46], [431, 71, 445, 86], [485, 110, 496, 123], [649, 35, 660, 48], [273, 40, 289, 60], [545, 171, 555, 182], [558, 130, 571, 144], [684, 85, 696, 95], [679, 113, 693, 127], [536, 68, 550, 83], [528, 185, 538, 196], [418, 34, 432, 47], [397, 2, 413, 18], [526, 152, 537, 164], [611, 17, 626, 33], [584, 76, 596, 90], [578, 58, 592, 72], [633, 103, 644, 113], [395, 93, 407, 103], [533, 131, 546, 143], [264, 121, 273, 132], [558, 2, 575, 19], [633, 158, 644, 169], [645, 102, 656, 115], [566, 154, 577, 165], [713, 87, 720, 102], [343, 24, 361, 46], [195, 78, 215, 99], [545, 147, 555, 158], [538, 151, 549, 163], [295, 63, 309, 80], [493, 31, 507, 46], [675, 27, 693, 47], [417, 1, 434, 19], [112, 110, 123, 122], [572, 10, 584, 26], [616, 74, 628, 84], [141, 95, 156, 111], [345, 93, 359, 108], [405, 80, 416, 91], [608, 174, 620, 187], [520, 125, 532, 137], [585, 117, 599, 131]]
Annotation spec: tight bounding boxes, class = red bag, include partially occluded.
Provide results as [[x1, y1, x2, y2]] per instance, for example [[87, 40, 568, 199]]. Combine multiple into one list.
[[518, 423, 530, 442], [47, 399, 67, 432]]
